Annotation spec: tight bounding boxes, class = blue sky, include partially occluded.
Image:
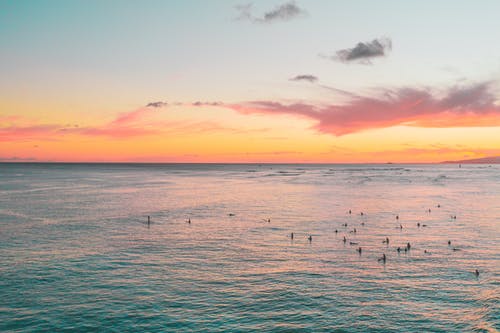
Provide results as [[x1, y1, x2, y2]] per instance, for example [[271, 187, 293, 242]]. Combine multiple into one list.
[[2, 0, 499, 104]]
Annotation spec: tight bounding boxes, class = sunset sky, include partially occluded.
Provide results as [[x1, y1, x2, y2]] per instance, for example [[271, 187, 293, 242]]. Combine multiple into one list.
[[1, 0, 500, 162]]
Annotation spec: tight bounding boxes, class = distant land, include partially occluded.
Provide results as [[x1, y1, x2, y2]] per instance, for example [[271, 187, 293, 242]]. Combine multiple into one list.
[[441, 156, 500, 164]]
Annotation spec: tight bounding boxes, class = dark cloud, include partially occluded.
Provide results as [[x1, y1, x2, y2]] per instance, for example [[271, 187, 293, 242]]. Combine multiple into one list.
[[290, 74, 318, 83], [262, 1, 304, 22], [439, 82, 495, 109], [192, 101, 223, 106], [332, 37, 392, 64], [235, 3, 253, 21], [146, 101, 168, 108], [236, 1, 306, 23]]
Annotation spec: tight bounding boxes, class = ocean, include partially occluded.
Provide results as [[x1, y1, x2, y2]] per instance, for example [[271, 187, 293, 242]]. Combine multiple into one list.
[[0, 163, 499, 332]]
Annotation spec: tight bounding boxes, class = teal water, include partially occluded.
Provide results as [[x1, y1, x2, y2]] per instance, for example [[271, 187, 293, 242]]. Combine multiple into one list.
[[0, 163, 499, 332]]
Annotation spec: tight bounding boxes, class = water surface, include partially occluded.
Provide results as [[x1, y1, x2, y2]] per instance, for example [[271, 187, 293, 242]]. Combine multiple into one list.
[[1, 163, 499, 332]]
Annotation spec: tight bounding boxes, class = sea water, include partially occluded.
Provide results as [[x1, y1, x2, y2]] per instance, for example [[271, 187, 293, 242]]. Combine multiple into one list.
[[0, 163, 499, 332]]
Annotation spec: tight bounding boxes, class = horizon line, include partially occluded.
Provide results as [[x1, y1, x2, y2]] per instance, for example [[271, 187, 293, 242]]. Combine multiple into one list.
[[0, 161, 477, 165]]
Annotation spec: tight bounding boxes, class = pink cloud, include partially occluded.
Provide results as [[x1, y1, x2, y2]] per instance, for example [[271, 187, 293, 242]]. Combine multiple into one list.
[[0, 107, 166, 141], [81, 126, 161, 138], [3, 81, 499, 143], [109, 107, 156, 127], [0, 105, 268, 142], [0, 115, 22, 123], [227, 82, 500, 135], [0, 108, 160, 141], [0, 125, 63, 142]]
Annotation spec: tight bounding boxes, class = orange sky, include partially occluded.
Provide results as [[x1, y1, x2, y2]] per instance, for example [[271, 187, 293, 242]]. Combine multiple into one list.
[[1, 1, 500, 163], [2, 103, 499, 163]]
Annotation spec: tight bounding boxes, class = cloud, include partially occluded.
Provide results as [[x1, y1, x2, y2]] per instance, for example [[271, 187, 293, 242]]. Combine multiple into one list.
[[0, 104, 269, 142], [235, 3, 254, 21], [191, 101, 223, 106], [0, 156, 37, 162], [0, 125, 63, 142], [4, 82, 499, 143], [287, 75, 358, 98], [146, 101, 168, 108], [236, 1, 306, 23], [318, 84, 360, 98], [0, 115, 21, 123], [438, 82, 495, 109], [262, 1, 305, 22], [0, 108, 161, 141], [290, 74, 318, 83], [226, 82, 500, 136], [110, 108, 156, 127], [330, 37, 392, 64]]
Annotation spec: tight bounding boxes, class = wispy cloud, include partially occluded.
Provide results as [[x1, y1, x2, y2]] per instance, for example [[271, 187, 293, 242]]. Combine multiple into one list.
[[110, 108, 157, 127], [0, 156, 37, 162], [0, 125, 64, 142], [290, 74, 318, 83], [191, 101, 223, 106], [146, 101, 168, 108], [236, 1, 306, 23], [324, 37, 392, 64], [0, 107, 163, 141], [3, 82, 499, 142], [0, 104, 268, 142], [226, 82, 500, 135], [288, 74, 358, 98]]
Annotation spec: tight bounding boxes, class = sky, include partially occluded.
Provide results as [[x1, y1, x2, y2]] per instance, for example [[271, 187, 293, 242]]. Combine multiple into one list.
[[1, 0, 500, 163]]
